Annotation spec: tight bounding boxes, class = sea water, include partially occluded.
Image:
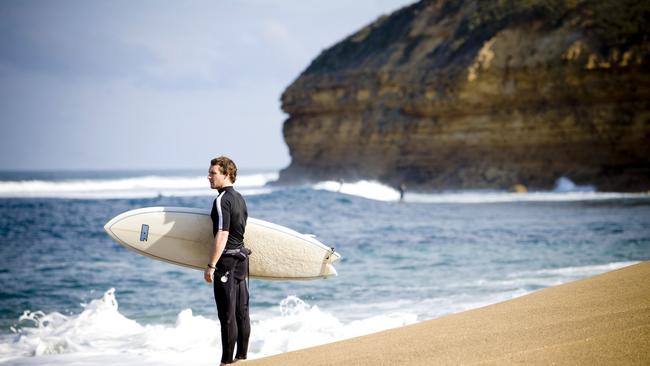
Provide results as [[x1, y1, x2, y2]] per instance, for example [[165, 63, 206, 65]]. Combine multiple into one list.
[[0, 170, 649, 365]]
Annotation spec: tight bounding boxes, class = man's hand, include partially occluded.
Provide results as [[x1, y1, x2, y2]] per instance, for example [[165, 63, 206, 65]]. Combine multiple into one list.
[[204, 266, 215, 283]]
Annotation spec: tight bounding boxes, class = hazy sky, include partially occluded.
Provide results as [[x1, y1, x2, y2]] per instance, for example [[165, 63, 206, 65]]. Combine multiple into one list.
[[0, 0, 414, 171]]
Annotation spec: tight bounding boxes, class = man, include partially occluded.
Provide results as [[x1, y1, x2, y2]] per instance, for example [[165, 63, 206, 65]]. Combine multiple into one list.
[[398, 182, 406, 203], [205, 156, 250, 365]]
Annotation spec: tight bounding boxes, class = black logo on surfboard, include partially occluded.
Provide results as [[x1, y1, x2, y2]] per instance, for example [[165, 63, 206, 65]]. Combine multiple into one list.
[[140, 224, 149, 242]]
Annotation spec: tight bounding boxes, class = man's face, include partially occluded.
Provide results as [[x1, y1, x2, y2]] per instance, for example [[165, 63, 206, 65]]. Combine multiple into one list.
[[207, 165, 227, 189]]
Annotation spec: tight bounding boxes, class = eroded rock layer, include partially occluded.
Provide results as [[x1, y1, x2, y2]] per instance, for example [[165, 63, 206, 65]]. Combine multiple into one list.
[[278, 0, 650, 191]]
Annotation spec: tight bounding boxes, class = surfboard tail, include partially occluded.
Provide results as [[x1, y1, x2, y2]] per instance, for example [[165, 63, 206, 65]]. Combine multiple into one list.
[[318, 249, 341, 278], [322, 263, 338, 277]]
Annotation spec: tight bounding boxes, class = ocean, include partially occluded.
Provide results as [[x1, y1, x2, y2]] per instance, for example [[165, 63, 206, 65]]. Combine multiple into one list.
[[0, 170, 649, 365]]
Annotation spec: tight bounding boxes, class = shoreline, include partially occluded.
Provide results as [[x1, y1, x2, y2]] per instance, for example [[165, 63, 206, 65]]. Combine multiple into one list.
[[248, 261, 650, 365]]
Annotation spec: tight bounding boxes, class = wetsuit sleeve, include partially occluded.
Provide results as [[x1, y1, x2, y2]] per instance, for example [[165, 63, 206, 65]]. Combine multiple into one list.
[[215, 193, 231, 232]]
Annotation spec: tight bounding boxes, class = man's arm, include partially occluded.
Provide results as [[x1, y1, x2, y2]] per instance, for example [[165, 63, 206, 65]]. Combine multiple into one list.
[[204, 230, 229, 283]]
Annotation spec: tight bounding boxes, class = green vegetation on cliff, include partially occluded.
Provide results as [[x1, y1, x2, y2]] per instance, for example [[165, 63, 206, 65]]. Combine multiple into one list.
[[305, 0, 649, 75]]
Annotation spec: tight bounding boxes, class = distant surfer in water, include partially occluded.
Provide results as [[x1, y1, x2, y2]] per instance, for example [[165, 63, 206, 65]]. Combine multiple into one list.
[[398, 182, 406, 203], [205, 156, 250, 365]]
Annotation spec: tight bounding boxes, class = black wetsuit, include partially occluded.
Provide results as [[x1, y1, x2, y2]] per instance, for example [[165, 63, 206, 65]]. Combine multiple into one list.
[[211, 186, 250, 364]]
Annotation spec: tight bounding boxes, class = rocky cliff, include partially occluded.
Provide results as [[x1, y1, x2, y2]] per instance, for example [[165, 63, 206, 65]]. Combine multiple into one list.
[[278, 0, 650, 191]]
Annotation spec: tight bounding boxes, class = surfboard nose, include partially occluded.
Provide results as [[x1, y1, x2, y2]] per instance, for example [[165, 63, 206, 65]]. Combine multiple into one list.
[[103, 220, 112, 234], [103, 214, 125, 244]]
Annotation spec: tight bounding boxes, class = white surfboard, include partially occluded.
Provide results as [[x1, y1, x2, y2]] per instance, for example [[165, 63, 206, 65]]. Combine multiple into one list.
[[104, 207, 341, 280]]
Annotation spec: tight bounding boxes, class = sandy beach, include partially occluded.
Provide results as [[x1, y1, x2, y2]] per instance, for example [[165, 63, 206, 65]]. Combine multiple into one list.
[[249, 261, 650, 365]]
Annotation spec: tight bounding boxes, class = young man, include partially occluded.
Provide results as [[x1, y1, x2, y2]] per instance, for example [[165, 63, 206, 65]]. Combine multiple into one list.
[[205, 156, 250, 365]]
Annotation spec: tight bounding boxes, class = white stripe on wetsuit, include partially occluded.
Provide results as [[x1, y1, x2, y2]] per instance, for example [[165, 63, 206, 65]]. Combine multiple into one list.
[[216, 190, 226, 231]]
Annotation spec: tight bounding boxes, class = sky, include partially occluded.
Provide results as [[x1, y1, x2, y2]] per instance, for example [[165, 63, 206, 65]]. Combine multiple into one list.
[[0, 0, 415, 171]]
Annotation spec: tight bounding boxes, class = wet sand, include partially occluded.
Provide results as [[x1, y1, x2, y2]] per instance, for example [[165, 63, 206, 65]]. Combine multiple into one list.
[[248, 261, 650, 365]]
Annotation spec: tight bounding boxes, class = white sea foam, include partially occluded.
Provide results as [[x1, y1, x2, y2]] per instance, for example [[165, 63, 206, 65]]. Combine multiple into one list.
[[553, 176, 595, 192], [2, 173, 646, 202], [313, 180, 401, 201], [405, 191, 648, 204], [508, 260, 639, 279], [472, 261, 640, 291], [313, 177, 648, 203], [0, 173, 278, 199], [408, 176, 645, 203], [0, 290, 417, 366]]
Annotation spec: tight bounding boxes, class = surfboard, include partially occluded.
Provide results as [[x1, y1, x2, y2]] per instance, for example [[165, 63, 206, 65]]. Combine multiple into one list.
[[104, 207, 341, 280]]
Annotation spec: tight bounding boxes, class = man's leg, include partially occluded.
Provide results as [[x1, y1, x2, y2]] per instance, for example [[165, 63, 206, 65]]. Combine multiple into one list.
[[235, 278, 250, 360], [214, 274, 238, 364]]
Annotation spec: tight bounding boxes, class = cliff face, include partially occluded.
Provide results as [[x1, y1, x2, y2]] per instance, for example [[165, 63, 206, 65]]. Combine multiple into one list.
[[278, 0, 650, 191]]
